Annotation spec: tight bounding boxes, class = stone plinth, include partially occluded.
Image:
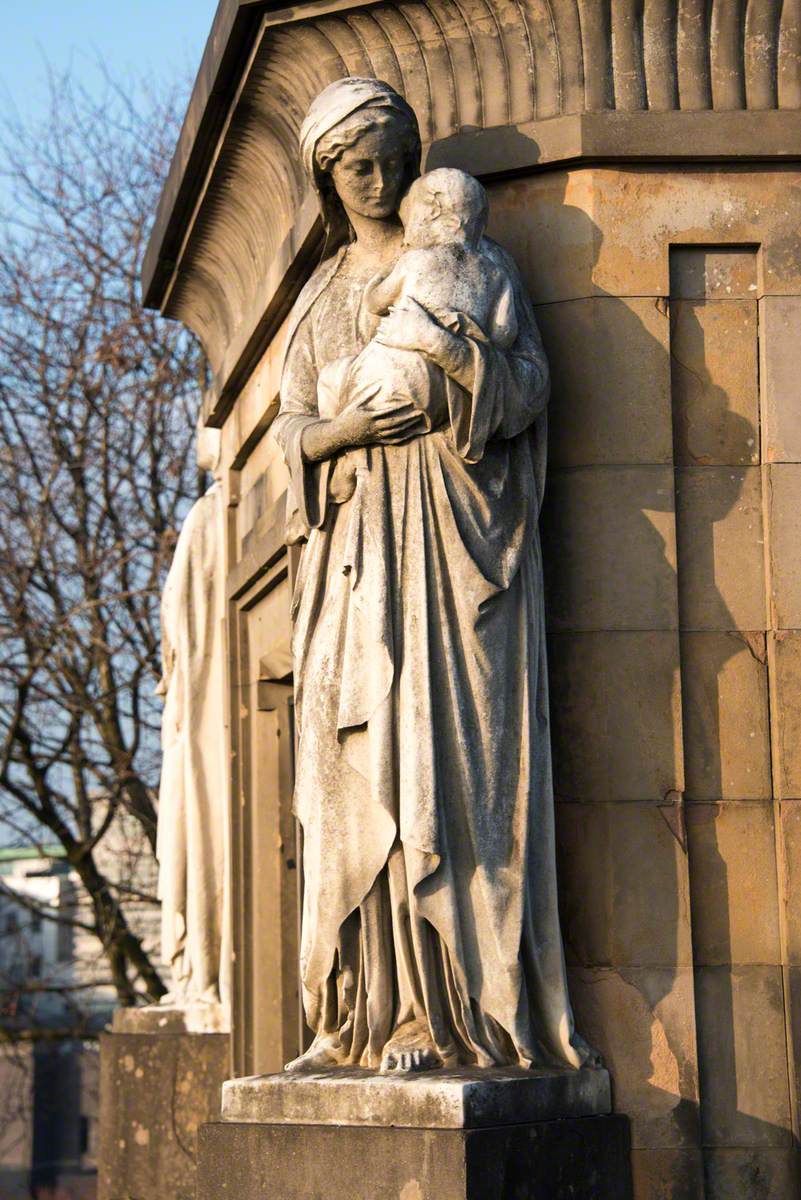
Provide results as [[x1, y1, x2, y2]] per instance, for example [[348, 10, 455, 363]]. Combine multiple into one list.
[[97, 1010, 229, 1200], [222, 1064, 611, 1128], [197, 1066, 632, 1200]]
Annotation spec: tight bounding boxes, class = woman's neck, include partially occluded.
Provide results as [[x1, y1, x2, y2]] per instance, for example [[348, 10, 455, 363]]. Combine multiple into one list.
[[345, 208, 404, 268]]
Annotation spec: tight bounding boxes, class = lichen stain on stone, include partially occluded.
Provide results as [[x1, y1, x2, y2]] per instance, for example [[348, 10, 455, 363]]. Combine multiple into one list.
[[399, 1182, 424, 1200], [123, 1055, 135, 1072], [133, 1125, 150, 1147]]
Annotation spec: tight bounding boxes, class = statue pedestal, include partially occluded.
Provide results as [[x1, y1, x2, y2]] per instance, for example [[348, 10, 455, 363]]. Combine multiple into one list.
[[97, 1007, 230, 1200], [197, 1067, 633, 1199]]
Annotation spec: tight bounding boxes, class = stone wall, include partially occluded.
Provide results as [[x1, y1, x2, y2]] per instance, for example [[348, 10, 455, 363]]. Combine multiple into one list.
[[484, 163, 801, 1197]]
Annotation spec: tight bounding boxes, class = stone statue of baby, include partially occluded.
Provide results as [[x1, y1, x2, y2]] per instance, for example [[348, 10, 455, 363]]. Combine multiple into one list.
[[317, 167, 518, 502]]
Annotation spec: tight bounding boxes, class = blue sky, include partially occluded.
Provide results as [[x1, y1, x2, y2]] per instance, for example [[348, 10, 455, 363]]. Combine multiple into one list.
[[0, 0, 217, 126]]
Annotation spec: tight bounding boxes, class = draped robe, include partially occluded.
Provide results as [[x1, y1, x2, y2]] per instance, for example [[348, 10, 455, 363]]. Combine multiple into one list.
[[273, 240, 588, 1070], [156, 482, 230, 1007]]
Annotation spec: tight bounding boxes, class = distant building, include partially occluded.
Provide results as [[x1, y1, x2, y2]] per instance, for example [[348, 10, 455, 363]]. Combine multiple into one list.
[[0, 829, 161, 1199]]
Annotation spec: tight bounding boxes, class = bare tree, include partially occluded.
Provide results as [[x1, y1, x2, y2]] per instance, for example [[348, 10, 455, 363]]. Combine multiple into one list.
[[0, 69, 202, 1015]]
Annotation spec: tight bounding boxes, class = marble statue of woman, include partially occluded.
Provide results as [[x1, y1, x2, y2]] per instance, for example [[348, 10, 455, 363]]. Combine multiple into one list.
[[273, 77, 593, 1074], [155, 425, 230, 1023]]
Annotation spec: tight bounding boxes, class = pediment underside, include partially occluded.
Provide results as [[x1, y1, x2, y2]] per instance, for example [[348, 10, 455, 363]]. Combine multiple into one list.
[[155, 0, 801, 405]]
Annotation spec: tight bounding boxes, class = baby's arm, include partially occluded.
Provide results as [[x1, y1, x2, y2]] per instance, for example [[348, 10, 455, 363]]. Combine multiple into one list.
[[364, 259, 408, 315]]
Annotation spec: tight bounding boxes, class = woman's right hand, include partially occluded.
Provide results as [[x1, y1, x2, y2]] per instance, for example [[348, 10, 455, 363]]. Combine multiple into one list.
[[301, 401, 427, 462], [338, 401, 427, 447]]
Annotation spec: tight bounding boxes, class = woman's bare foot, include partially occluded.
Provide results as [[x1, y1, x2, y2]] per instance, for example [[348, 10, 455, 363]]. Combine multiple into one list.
[[380, 1020, 442, 1075], [284, 1033, 344, 1073]]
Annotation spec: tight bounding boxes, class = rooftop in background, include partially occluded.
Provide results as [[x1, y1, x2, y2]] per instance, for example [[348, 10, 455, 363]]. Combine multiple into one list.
[[0, 846, 65, 862]]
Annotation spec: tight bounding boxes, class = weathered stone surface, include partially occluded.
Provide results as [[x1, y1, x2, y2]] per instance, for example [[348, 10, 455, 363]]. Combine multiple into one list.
[[685, 802, 780, 966], [760, 295, 801, 464], [222, 1065, 610, 1129], [555, 801, 692, 970], [674, 466, 765, 631], [680, 632, 771, 801], [97, 1030, 229, 1200], [542, 466, 677, 632], [112, 1001, 228, 1035], [488, 168, 801, 304], [670, 299, 759, 467], [535, 297, 672, 468], [767, 631, 801, 799], [629, 1148, 705, 1200], [548, 631, 683, 802], [197, 1114, 634, 1200], [766, 464, 801, 629], [779, 802, 801, 964], [703, 1148, 801, 1199], [694, 965, 792, 1149], [785, 966, 801, 1120], [567, 966, 700, 1151], [669, 249, 758, 302]]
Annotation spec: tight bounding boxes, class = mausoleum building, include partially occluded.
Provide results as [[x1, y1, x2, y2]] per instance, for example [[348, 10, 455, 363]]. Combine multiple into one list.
[[100, 2, 801, 1197]]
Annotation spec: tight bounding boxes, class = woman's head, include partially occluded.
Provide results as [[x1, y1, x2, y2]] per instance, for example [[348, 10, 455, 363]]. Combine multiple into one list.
[[300, 78, 421, 255]]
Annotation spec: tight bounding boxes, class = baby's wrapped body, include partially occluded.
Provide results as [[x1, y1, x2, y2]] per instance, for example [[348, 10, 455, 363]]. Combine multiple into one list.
[[318, 219, 519, 501]]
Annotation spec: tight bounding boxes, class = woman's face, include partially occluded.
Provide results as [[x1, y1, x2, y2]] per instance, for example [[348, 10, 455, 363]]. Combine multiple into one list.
[[330, 126, 406, 221]]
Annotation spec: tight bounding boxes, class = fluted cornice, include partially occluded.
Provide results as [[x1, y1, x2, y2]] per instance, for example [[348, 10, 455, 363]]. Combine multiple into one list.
[[145, 0, 801, 414]]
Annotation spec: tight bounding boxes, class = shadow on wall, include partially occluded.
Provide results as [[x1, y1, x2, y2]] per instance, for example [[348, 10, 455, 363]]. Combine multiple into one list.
[[492, 175, 790, 1195]]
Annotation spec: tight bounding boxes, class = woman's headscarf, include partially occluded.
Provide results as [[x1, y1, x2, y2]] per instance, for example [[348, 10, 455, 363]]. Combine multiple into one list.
[[299, 77, 421, 259]]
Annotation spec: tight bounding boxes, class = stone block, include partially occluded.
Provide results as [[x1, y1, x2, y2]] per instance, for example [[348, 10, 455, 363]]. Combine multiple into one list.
[[779, 802, 801, 964], [785, 965, 801, 1118], [197, 1114, 634, 1200], [703, 1148, 801, 1199], [548, 631, 683, 802], [542, 467, 677, 632], [685, 802, 780, 966], [97, 1030, 230, 1200], [767, 464, 801, 628], [567, 966, 700, 1150], [674, 466, 765, 631], [767, 631, 801, 799], [555, 801, 692, 970], [486, 170, 602, 303], [680, 632, 771, 801], [535, 297, 672, 468], [629, 1148, 705, 1200], [694, 965, 792, 1149], [760, 295, 801, 463], [669, 249, 758, 301], [488, 167, 801, 303], [670, 300, 759, 467]]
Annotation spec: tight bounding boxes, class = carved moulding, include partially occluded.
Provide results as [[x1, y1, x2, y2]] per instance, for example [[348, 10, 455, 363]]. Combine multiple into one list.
[[144, 0, 801, 415]]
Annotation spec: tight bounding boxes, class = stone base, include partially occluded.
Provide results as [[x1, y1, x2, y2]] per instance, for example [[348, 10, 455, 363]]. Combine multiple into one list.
[[222, 1064, 611, 1128], [197, 1113, 633, 1199], [197, 1066, 632, 1198], [97, 1019, 229, 1200]]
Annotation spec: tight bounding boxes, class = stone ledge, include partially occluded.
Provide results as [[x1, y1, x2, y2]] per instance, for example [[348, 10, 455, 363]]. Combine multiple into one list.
[[111, 1001, 229, 1035], [221, 1064, 610, 1129]]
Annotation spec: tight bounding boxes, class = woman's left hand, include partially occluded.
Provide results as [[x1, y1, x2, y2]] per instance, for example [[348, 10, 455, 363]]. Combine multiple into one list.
[[374, 297, 447, 359]]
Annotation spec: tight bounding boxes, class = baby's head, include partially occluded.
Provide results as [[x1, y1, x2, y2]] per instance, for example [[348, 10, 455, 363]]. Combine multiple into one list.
[[400, 169, 488, 250]]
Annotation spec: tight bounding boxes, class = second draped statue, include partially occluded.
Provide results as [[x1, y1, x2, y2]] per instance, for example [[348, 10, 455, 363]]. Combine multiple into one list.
[[273, 76, 596, 1076]]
